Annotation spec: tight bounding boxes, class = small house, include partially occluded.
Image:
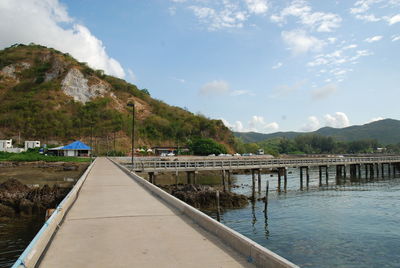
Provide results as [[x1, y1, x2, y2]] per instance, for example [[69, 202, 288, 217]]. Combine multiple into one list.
[[0, 139, 13, 152], [49, 141, 92, 157], [25, 141, 41, 151]]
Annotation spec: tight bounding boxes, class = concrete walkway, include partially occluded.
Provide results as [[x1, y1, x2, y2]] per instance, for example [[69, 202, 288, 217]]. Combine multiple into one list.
[[39, 158, 254, 268]]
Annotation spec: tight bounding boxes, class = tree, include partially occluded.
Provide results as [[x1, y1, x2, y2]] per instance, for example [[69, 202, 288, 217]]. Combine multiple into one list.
[[189, 138, 227, 155]]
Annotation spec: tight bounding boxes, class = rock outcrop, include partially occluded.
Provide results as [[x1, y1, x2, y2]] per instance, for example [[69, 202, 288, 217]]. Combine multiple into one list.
[[61, 68, 110, 103], [161, 184, 248, 209], [0, 179, 70, 218]]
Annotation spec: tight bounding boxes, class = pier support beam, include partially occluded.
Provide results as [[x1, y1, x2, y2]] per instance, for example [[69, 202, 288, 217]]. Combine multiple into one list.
[[251, 169, 256, 201], [299, 167, 309, 190], [283, 168, 288, 192], [148, 172, 158, 184], [221, 170, 226, 192], [258, 169, 262, 194], [277, 168, 281, 192]]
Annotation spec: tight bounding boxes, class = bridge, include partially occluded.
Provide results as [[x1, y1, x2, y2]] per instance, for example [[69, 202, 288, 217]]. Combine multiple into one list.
[[115, 155, 400, 193], [13, 158, 298, 268], [115, 155, 400, 172]]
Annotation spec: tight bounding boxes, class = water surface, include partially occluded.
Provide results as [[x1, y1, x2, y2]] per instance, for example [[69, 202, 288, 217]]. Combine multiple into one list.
[[214, 167, 400, 267]]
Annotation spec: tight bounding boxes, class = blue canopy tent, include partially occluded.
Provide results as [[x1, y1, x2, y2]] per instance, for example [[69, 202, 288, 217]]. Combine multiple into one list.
[[49, 141, 92, 157]]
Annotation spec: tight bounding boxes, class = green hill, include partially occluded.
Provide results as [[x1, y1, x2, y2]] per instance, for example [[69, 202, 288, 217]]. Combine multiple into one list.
[[0, 44, 234, 153], [235, 119, 400, 145]]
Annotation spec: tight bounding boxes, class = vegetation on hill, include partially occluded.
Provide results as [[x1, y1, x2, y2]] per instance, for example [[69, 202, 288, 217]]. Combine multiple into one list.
[[0, 44, 233, 154], [234, 119, 400, 145], [234, 134, 389, 156]]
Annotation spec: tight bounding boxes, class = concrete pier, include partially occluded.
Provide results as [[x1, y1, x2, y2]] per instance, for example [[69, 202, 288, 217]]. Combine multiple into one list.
[[38, 158, 260, 267]]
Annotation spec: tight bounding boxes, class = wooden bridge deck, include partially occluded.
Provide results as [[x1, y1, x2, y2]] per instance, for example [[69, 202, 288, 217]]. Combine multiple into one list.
[[38, 158, 255, 268]]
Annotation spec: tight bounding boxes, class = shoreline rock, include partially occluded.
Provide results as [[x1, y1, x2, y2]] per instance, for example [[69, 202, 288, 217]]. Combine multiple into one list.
[[160, 184, 248, 209], [0, 179, 70, 219]]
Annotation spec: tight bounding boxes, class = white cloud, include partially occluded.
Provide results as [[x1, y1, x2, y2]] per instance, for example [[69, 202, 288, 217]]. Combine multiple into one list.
[[302, 116, 320, 131], [188, 2, 248, 31], [324, 112, 350, 128], [199, 80, 230, 96], [171, 77, 186, 83], [281, 29, 325, 54], [392, 35, 400, 41], [230, 90, 254, 96], [364, 35, 383, 42], [272, 62, 283, 69], [368, 116, 384, 123], [388, 14, 400, 24], [271, 0, 342, 32], [222, 116, 279, 133], [127, 69, 137, 82], [312, 84, 337, 100], [0, 0, 125, 78], [245, 0, 268, 14], [355, 14, 381, 22]]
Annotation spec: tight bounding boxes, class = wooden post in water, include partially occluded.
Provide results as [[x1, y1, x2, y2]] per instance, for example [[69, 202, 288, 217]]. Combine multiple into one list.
[[375, 163, 379, 178], [381, 163, 385, 178], [370, 164, 374, 179], [306, 167, 310, 189], [222, 170, 226, 192], [175, 171, 179, 186], [319, 166, 322, 186], [258, 169, 262, 194], [153, 173, 157, 185], [365, 164, 368, 180], [300, 167, 304, 190], [186, 172, 191, 184], [264, 180, 269, 218], [358, 164, 361, 179], [277, 168, 281, 192], [251, 169, 256, 201], [325, 166, 329, 185], [343, 165, 347, 180], [216, 190, 221, 222], [227, 170, 232, 186], [283, 168, 288, 192]]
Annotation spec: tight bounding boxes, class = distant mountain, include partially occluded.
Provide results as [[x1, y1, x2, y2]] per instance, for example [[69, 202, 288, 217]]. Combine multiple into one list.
[[234, 119, 400, 145]]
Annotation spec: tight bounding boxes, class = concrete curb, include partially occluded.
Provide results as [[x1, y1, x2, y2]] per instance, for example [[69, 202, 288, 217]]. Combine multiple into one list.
[[111, 158, 299, 268], [12, 159, 97, 268]]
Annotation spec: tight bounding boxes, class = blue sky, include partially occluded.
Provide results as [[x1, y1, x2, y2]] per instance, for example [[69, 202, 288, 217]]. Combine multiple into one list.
[[1, 0, 399, 133]]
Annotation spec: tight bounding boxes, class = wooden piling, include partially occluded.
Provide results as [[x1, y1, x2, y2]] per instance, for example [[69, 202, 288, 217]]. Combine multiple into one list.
[[216, 190, 221, 222], [251, 169, 256, 201], [283, 168, 288, 192], [319, 166, 322, 186], [258, 169, 262, 194], [222, 170, 226, 192], [175, 171, 179, 186], [277, 168, 281, 192], [300, 167, 304, 190], [325, 166, 329, 185], [264, 180, 269, 218], [306, 167, 310, 189]]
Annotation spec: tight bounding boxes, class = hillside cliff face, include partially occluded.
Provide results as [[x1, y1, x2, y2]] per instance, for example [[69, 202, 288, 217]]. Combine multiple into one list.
[[0, 44, 234, 153]]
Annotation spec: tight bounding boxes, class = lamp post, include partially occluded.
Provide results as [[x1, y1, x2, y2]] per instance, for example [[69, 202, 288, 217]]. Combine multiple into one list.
[[127, 102, 135, 169]]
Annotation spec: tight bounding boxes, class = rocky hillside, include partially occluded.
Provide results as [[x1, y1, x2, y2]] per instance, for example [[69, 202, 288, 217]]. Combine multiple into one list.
[[0, 44, 234, 153]]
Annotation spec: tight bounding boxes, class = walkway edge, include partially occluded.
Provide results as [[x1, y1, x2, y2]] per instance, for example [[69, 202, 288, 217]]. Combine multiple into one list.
[[12, 159, 98, 268], [111, 159, 299, 268]]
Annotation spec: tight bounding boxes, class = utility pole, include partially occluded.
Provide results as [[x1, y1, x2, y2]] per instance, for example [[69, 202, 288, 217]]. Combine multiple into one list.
[[127, 102, 135, 169]]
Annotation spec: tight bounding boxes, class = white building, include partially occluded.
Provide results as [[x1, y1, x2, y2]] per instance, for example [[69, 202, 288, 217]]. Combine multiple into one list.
[[0, 139, 13, 152], [25, 141, 41, 151]]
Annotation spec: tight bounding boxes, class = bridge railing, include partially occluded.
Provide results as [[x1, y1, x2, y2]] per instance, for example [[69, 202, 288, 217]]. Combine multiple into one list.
[[112, 156, 400, 171]]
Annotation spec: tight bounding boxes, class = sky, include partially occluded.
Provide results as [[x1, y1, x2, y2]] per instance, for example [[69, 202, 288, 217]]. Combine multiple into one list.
[[0, 0, 399, 133]]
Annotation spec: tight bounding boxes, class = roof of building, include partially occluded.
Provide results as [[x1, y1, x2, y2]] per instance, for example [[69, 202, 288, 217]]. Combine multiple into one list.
[[60, 141, 91, 150]]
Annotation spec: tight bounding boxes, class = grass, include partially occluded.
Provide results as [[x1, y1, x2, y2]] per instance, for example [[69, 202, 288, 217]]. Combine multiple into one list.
[[0, 151, 91, 162]]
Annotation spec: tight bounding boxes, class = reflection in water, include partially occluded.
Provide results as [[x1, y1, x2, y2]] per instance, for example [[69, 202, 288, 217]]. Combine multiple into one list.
[[212, 166, 400, 268]]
